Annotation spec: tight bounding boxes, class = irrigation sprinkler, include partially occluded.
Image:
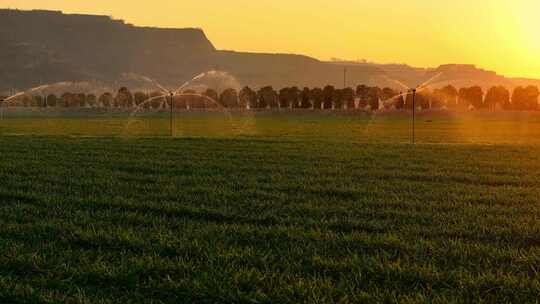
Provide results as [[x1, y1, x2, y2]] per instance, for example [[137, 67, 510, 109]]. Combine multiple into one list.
[[168, 91, 174, 137], [411, 88, 416, 144], [380, 72, 444, 144]]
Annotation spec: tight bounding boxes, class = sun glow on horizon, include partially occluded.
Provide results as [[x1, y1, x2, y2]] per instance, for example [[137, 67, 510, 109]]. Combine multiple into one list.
[[1, 0, 540, 79], [491, 0, 540, 78]]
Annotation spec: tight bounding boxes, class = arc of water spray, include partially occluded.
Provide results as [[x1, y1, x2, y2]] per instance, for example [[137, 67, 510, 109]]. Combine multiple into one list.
[[123, 93, 169, 135], [364, 72, 445, 143], [3, 91, 26, 103], [1, 81, 102, 122], [382, 75, 410, 91], [136, 75, 170, 95], [1, 80, 105, 105], [379, 72, 444, 107], [172, 72, 209, 95], [124, 70, 239, 98], [417, 72, 443, 91], [123, 70, 227, 136], [123, 91, 229, 136], [1, 84, 57, 107], [123, 71, 213, 98]]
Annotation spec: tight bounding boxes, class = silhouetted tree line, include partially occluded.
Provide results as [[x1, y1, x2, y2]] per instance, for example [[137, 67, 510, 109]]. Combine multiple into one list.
[[2, 84, 539, 111]]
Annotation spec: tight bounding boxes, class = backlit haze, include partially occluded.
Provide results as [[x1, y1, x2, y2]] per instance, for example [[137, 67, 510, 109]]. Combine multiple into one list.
[[2, 0, 539, 78]]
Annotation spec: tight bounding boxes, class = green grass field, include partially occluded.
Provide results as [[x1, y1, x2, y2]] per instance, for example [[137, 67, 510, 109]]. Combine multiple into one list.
[[1, 111, 539, 303], [3, 109, 540, 143]]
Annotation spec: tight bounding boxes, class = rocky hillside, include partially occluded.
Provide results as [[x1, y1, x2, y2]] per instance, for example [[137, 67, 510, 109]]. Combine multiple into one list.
[[0, 9, 215, 91], [1, 9, 539, 93]]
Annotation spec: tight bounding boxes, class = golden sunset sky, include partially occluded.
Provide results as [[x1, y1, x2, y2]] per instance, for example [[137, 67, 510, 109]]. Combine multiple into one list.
[[2, 0, 540, 78]]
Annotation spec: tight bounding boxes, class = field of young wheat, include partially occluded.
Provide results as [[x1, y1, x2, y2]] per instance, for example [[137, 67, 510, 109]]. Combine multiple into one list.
[[0, 112, 539, 303]]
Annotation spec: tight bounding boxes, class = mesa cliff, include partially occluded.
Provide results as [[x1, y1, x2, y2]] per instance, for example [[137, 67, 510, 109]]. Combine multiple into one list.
[[1, 9, 538, 93]]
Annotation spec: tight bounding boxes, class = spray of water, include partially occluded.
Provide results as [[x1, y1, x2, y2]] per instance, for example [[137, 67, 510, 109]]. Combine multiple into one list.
[[119, 73, 169, 94], [382, 75, 410, 91], [363, 72, 446, 142], [1, 82, 81, 121], [2, 81, 111, 104], [417, 72, 443, 91], [124, 78, 259, 137], [171, 70, 241, 94], [173, 75, 203, 94], [123, 91, 231, 137], [379, 72, 445, 108], [3, 91, 26, 103]]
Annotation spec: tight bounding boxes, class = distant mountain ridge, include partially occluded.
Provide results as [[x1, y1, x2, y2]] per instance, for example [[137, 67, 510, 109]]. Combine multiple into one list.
[[1, 9, 539, 94]]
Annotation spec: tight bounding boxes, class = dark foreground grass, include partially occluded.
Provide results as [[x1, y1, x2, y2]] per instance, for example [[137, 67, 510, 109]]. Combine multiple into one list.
[[0, 136, 539, 303]]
